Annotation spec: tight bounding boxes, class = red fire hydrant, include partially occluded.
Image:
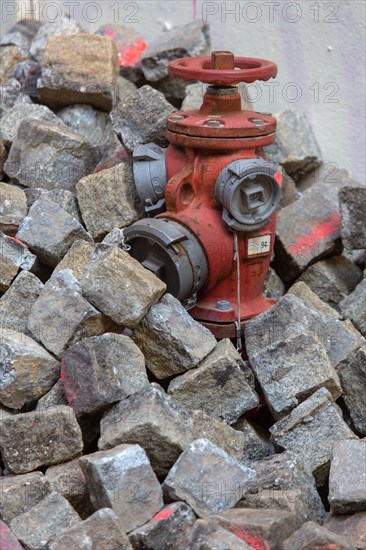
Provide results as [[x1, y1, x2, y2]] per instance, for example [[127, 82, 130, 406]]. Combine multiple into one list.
[[125, 51, 282, 344]]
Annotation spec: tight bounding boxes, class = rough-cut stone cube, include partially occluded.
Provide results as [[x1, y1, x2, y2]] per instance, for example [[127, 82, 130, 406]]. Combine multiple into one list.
[[0, 471, 50, 524], [212, 508, 298, 550], [133, 294, 217, 380], [270, 388, 358, 485], [167, 338, 258, 424], [0, 271, 44, 335], [339, 278, 366, 336], [9, 492, 81, 550], [57, 103, 117, 151], [191, 410, 246, 463], [79, 444, 163, 533], [76, 163, 142, 241], [62, 333, 148, 418], [324, 511, 366, 549], [298, 256, 362, 307], [129, 502, 196, 549], [16, 199, 92, 268], [162, 439, 255, 517], [329, 440, 366, 514], [0, 102, 63, 146], [283, 521, 355, 550], [339, 186, 366, 249], [265, 109, 322, 180], [81, 245, 166, 328], [29, 15, 82, 62], [238, 451, 325, 524], [0, 328, 60, 409], [25, 187, 82, 223], [245, 293, 362, 374], [323, 318, 362, 372], [338, 346, 366, 434], [39, 34, 119, 111], [0, 231, 36, 291], [0, 182, 27, 235], [287, 280, 340, 319], [53, 239, 95, 281], [111, 85, 174, 152], [247, 330, 342, 420], [99, 383, 192, 478], [0, 406, 83, 474], [44, 458, 93, 520], [48, 508, 132, 550], [4, 119, 99, 191], [28, 269, 116, 358], [185, 518, 252, 549], [272, 169, 358, 281]]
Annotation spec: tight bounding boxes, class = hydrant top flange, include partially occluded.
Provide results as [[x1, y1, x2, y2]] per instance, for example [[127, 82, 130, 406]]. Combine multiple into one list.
[[167, 110, 276, 139]]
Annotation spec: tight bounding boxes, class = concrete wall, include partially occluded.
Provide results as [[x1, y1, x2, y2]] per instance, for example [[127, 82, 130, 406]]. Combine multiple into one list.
[[2, 0, 365, 182]]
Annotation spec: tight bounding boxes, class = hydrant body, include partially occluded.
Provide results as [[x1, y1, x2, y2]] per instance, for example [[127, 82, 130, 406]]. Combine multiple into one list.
[[125, 52, 282, 338]]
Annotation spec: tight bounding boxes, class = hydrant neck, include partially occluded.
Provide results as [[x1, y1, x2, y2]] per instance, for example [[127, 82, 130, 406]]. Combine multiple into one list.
[[199, 85, 242, 116]]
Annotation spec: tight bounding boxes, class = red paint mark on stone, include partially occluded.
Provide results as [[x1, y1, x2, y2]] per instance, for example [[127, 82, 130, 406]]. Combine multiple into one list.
[[289, 212, 341, 255], [320, 545, 342, 550], [193, 0, 197, 19], [96, 147, 129, 173], [0, 520, 23, 550], [118, 38, 147, 67], [60, 357, 65, 385], [152, 507, 175, 521], [244, 534, 270, 550], [227, 526, 269, 550], [8, 236, 25, 247], [103, 27, 146, 67]]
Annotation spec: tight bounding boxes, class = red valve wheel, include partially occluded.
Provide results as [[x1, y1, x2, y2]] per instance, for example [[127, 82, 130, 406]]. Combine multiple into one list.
[[168, 51, 277, 85]]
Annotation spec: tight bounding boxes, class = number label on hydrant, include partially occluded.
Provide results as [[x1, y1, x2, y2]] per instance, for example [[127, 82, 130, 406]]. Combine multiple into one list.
[[248, 235, 271, 256]]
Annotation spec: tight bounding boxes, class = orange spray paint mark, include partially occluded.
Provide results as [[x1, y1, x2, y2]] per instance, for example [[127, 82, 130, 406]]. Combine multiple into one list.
[[103, 26, 147, 67], [289, 212, 341, 256], [152, 507, 175, 521]]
